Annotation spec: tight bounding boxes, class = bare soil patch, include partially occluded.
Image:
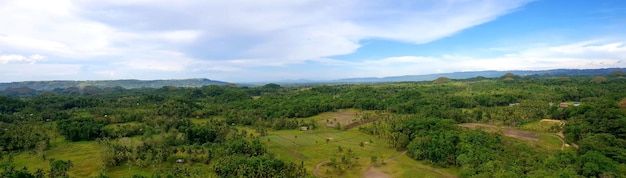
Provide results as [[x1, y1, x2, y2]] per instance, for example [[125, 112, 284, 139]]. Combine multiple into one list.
[[503, 129, 540, 141], [319, 111, 358, 128], [342, 117, 378, 130], [459, 123, 539, 141], [540, 119, 565, 125], [364, 167, 391, 178], [363, 152, 407, 178]]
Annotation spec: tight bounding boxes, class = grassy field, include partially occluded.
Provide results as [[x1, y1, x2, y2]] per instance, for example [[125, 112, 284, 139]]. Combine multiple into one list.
[[460, 122, 565, 152], [376, 156, 458, 178], [263, 110, 457, 178], [520, 119, 563, 133], [7, 139, 102, 177]]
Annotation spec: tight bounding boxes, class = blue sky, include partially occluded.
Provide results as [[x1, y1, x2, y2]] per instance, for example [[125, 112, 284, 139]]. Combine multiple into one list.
[[1, 0, 625, 82]]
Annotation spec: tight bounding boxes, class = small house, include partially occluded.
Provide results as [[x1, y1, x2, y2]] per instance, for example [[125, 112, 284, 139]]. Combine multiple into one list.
[[176, 159, 185, 164], [300, 126, 309, 131], [559, 102, 569, 108]]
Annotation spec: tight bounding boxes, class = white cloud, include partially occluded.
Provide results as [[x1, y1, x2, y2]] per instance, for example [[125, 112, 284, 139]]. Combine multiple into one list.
[[61, 0, 532, 65], [0, 0, 538, 81], [364, 56, 438, 65], [345, 41, 626, 78], [0, 54, 46, 64]]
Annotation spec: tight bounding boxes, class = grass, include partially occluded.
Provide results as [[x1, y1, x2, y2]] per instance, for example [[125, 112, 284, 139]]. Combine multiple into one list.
[[520, 120, 565, 151], [9, 140, 102, 177], [263, 110, 456, 178], [536, 133, 564, 150], [462, 122, 565, 152], [4, 111, 457, 177], [520, 120, 561, 133], [384, 156, 458, 178], [4, 133, 215, 177]]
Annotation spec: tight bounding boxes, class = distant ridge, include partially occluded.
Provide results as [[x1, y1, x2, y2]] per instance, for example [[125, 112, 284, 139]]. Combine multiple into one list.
[[2, 68, 625, 90], [0, 78, 229, 91], [330, 68, 626, 83]]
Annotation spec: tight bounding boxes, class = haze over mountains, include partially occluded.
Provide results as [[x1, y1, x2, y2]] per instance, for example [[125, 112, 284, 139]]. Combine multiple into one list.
[[0, 78, 228, 91], [329, 68, 626, 83], [1, 68, 624, 91]]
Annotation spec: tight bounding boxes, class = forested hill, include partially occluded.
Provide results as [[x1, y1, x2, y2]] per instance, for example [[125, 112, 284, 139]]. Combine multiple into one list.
[[0, 78, 228, 91], [332, 68, 626, 83]]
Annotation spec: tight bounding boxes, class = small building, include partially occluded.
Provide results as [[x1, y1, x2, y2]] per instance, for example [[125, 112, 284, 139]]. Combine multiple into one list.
[[573, 102, 580, 106], [176, 159, 185, 164], [509, 103, 520, 106], [559, 102, 569, 108], [300, 126, 309, 131]]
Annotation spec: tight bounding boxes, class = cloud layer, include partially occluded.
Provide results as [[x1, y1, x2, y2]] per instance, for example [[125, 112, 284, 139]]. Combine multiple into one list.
[[1, 0, 624, 82], [0, 54, 45, 64]]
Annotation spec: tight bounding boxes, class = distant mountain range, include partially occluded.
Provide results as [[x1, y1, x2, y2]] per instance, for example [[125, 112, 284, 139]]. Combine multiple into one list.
[[0, 78, 229, 91], [328, 68, 626, 84], [1, 68, 624, 91]]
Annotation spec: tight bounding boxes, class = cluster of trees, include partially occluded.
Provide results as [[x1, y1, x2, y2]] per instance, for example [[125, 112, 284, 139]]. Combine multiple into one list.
[[0, 159, 73, 178], [57, 116, 107, 141]]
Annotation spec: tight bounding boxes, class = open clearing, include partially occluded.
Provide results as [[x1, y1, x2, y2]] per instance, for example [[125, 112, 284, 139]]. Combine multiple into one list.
[[265, 110, 455, 178], [460, 122, 566, 151], [366, 155, 458, 178], [7, 135, 210, 177], [317, 110, 360, 128], [9, 140, 102, 177], [459, 123, 540, 141]]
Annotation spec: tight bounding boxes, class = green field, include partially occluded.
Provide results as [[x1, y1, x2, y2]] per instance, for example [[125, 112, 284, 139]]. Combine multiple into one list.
[[262, 110, 456, 178], [7, 140, 101, 177]]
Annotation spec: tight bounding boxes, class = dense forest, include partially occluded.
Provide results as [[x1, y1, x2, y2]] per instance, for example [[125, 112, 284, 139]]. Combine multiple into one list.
[[1, 72, 625, 177]]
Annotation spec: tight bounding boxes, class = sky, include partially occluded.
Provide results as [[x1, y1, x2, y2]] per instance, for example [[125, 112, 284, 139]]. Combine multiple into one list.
[[1, 0, 626, 83]]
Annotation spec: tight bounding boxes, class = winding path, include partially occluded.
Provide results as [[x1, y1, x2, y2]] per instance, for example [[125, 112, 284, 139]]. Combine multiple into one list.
[[313, 160, 329, 178], [556, 130, 578, 149], [557, 131, 566, 150]]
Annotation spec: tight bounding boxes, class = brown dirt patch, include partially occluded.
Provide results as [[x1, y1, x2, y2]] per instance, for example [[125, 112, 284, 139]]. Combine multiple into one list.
[[364, 152, 407, 178], [342, 117, 378, 130], [459, 123, 539, 141], [364, 167, 391, 178], [540, 119, 565, 125], [503, 129, 539, 141], [319, 111, 358, 128]]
